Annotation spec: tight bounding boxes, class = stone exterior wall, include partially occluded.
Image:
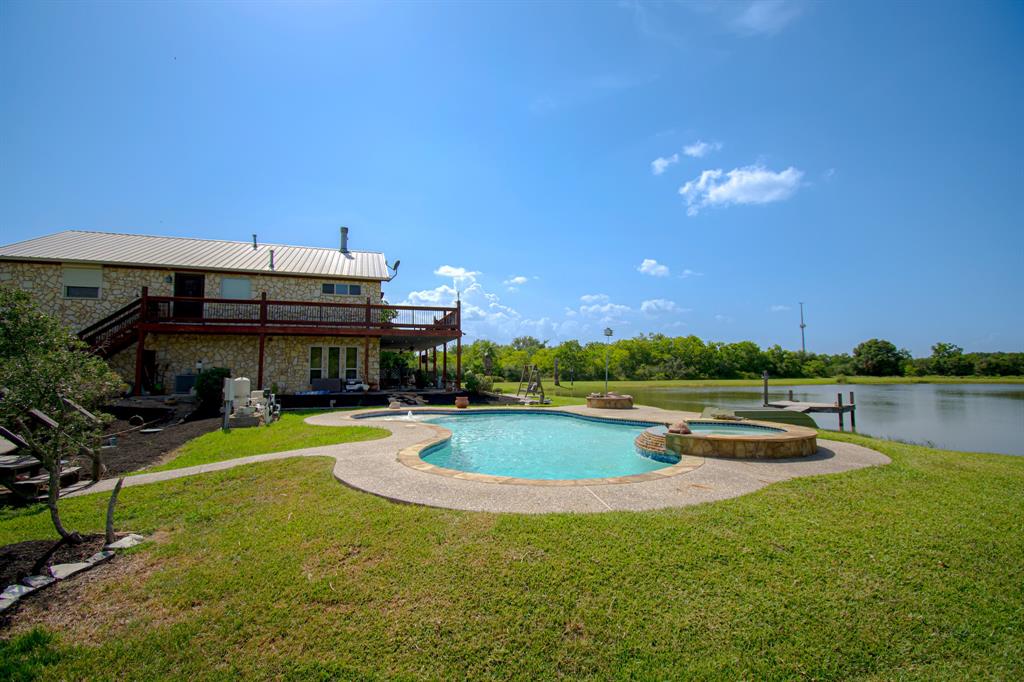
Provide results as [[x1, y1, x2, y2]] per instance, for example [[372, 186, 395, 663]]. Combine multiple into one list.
[[0, 261, 382, 332], [108, 334, 381, 394], [1, 260, 386, 393]]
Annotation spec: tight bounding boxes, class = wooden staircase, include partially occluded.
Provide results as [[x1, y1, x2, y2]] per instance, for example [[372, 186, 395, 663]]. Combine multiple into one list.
[[77, 298, 142, 358]]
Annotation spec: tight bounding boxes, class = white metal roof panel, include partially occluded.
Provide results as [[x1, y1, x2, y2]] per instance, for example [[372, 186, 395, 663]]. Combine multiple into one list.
[[0, 230, 389, 280]]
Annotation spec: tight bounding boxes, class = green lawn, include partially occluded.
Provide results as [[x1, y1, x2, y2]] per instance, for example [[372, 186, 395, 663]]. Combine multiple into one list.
[[2, 433, 1023, 678], [141, 411, 389, 473]]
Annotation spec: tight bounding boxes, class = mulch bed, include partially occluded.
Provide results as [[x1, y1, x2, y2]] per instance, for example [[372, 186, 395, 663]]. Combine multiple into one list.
[[98, 416, 221, 476], [0, 533, 108, 592]]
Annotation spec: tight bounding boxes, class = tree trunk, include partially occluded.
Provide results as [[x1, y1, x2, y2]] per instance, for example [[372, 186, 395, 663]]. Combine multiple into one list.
[[47, 461, 81, 545], [105, 477, 125, 544]]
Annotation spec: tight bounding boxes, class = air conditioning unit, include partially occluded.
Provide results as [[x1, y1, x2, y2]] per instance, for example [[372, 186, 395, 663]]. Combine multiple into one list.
[[173, 374, 198, 394]]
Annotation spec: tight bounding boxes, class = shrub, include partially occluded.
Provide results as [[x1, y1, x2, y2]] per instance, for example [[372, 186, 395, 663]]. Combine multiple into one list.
[[464, 372, 493, 393], [194, 367, 231, 417]]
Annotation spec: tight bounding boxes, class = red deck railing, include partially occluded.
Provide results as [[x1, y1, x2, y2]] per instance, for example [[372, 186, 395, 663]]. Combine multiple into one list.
[[141, 294, 460, 334]]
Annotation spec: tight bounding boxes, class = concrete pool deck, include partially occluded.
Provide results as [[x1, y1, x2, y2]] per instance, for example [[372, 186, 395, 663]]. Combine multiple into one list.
[[68, 403, 890, 513]]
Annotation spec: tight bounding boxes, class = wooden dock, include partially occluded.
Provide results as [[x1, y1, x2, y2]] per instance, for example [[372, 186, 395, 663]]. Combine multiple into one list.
[[765, 390, 857, 431]]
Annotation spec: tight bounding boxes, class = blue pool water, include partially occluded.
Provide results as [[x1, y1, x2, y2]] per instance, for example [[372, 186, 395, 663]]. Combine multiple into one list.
[[420, 412, 665, 480]]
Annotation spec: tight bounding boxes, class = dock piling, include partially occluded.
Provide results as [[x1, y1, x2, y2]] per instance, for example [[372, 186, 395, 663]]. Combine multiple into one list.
[[837, 393, 844, 431], [849, 391, 856, 431]]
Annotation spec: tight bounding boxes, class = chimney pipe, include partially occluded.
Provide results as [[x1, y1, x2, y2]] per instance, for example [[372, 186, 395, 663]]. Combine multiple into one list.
[[340, 226, 349, 252], [269, 249, 275, 271], [252, 234, 257, 250]]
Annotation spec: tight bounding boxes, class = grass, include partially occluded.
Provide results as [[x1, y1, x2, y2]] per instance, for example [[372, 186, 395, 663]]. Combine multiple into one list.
[[141, 411, 389, 473], [1, 432, 1023, 678]]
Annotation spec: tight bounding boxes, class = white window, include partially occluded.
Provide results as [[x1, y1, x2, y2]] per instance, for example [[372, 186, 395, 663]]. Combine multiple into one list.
[[309, 345, 359, 383], [63, 266, 102, 299], [221, 277, 252, 299], [321, 283, 362, 296]]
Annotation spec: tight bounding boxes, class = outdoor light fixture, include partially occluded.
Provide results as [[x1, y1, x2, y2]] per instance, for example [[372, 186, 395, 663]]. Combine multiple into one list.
[[603, 327, 613, 394]]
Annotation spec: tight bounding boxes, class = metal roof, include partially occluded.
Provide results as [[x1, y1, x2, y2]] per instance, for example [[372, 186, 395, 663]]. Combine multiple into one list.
[[0, 230, 390, 280]]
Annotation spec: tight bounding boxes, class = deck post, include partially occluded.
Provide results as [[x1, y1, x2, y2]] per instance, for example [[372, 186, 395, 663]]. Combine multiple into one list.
[[788, 389, 794, 401], [455, 301, 462, 390], [257, 334, 266, 389], [849, 391, 856, 431], [432, 347, 437, 377], [837, 392, 845, 431], [132, 287, 149, 396], [363, 337, 370, 385], [259, 292, 268, 326], [761, 371, 769, 406], [442, 342, 448, 387]]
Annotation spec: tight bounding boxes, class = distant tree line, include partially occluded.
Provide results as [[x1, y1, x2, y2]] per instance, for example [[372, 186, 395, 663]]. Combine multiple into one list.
[[419, 336, 1024, 381]]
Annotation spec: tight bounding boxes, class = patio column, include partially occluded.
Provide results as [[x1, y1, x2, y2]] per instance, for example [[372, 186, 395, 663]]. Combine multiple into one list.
[[432, 347, 437, 375], [442, 342, 447, 387]]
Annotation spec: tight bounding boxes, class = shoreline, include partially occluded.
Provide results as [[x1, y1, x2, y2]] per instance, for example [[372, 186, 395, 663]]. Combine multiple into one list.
[[495, 375, 1024, 392]]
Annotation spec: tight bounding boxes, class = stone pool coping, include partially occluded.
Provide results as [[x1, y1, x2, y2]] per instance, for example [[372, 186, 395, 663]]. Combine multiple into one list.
[[358, 407, 818, 480], [65, 403, 891, 514]]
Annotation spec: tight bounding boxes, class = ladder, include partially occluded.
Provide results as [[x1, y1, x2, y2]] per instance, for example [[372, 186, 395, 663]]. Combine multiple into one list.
[[516, 365, 545, 403]]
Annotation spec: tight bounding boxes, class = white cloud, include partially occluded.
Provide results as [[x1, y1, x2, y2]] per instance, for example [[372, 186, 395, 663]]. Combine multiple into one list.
[[679, 268, 703, 279], [679, 165, 804, 216], [433, 265, 480, 280], [641, 298, 684, 314], [405, 284, 458, 306], [769, 304, 791, 312], [683, 140, 722, 158], [580, 302, 632, 322], [503, 274, 530, 292], [651, 153, 679, 175], [637, 258, 670, 277], [732, 0, 804, 36], [580, 293, 609, 304]]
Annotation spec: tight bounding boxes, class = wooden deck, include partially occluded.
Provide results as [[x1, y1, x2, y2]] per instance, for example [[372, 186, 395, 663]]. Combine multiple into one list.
[[765, 390, 858, 431]]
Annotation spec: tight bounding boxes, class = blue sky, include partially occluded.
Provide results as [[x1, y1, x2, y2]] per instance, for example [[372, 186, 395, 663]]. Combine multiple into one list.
[[2, 1, 1022, 355]]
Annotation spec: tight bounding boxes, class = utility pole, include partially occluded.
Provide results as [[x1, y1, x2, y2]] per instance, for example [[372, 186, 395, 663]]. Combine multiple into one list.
[[799, 302, 807, 355], [603, 327, 614, 394]]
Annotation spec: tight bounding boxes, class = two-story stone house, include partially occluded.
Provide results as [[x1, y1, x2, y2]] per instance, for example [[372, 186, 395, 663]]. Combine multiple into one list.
[[0, 228, 462, 396]]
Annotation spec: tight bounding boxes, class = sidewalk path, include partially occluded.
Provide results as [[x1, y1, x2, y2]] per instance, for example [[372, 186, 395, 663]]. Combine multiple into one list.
[[68, 405, 890, 513]]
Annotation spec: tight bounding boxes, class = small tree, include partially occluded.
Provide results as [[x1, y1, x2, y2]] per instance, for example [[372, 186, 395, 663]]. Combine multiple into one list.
[[852, 338, 903, 376], [0, 286, 122, 541]]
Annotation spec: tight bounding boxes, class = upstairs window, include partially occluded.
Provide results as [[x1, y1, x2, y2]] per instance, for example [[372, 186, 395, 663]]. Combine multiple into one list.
[[63, 266, 102, 299], [221, 277, 252, 299], [321, 283, 362, 296]]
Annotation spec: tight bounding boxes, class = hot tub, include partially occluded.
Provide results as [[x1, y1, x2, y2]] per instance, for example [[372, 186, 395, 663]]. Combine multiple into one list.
[[637, 421, 818, 459]]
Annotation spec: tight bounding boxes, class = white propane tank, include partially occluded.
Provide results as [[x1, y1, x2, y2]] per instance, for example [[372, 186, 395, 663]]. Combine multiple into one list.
[[231, 377, 251, 412]]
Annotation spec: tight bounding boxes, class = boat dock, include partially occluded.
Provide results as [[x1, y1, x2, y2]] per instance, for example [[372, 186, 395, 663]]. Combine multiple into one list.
[[764, 388, 858, 431]]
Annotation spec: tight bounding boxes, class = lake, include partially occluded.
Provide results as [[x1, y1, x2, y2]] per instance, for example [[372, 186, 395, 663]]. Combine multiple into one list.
[[572, 383, 1023, 456]]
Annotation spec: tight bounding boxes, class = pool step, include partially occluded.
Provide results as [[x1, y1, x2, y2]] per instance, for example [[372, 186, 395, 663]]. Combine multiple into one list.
[[635, 430, 667, 455]]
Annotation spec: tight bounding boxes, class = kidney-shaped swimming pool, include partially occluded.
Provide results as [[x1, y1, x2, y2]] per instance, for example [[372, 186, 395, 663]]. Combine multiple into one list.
[[421, 412, 663, 480]]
